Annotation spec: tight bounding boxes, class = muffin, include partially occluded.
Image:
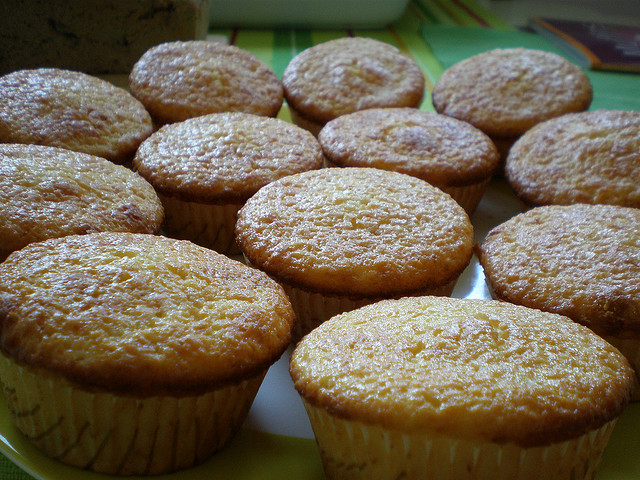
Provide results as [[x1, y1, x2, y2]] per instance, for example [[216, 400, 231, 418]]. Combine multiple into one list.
[[129, 40, 284, 125], [0, 68, 153, 164], [0, 143, 163, 261], [318, 107, 500, 214], [505, 109, 640, 208], [290, 296, 634, 480], [282, 37, 425, 136], [235, 167, 473, 340], [476, 203, 640, 399], [133, 111, 324, 254], [432, 48, 592, 160], [0, 232, 295, 475]]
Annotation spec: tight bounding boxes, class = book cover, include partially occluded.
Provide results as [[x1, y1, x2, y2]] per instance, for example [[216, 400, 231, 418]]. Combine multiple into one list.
[[529, 17, 640, 73]]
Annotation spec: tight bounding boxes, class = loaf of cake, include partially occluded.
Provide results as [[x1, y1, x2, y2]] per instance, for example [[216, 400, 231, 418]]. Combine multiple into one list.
[[0, 0, 211, 75]]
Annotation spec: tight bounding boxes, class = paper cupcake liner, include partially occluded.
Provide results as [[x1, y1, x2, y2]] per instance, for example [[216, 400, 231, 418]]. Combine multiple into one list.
[[602, 335, 640, 401], [491, 135, 519, 168], [283, 279, 457, 342], [160, 193, 242, 255], [288, 107, 324, 137], [0, 353, 265, 475], [440, 178, 492, 216], [302, 399, 617, 480]]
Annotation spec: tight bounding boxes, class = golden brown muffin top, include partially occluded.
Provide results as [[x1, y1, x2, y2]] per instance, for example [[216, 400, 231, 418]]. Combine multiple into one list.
[[0, 68, 153, 164], [477, 204, 640, 337], [282, 37, 425, 124], [290, 296, 634, 447], [432, 48, 592, 138], [0, 233, 295, 395], [133, 112, 324, 204], [129, 40, 283, 124], [318, 108, 500, 187], [0, 144, 163, 259], [235, 168, 473, 297], [505, 109, 640, 208]]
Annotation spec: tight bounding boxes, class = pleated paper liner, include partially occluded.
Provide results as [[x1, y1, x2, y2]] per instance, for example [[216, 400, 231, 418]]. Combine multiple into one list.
[[302, 399, 617, 480], [283, 279, 457, 342], [160, 193, 243, 255], [0, 353, 266, 475]]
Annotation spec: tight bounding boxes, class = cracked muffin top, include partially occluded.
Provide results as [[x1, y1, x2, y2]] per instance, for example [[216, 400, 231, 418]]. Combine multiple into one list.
[[0, 143, 163, 260], [432, 48, 592, 139], [283, 37, 424, 125], [235, 167, 473, 297], [505, 109, 640, 208], [133, 112, 324, 204], [0, 232, 295, 395], [0, 68, 153, 164], [290, 296, 633, 447], [129, 40, 283, 124]]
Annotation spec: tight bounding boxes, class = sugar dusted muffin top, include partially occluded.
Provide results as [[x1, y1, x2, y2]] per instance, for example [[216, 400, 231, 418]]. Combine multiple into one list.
[[318, 107, 499, 187], [129, 40, 284, 124], [282, 37, 425, 125], [476, 203, 640, 338], [290, 296, 634, 447], [0, 143, 163, 258], [0, 233, 295, 395], [505, 109, 640, 208], [431, 48, 592, 139], [235, 167, 473, 297], [133, 112, 324, 204], [0, 68, 153, 164]]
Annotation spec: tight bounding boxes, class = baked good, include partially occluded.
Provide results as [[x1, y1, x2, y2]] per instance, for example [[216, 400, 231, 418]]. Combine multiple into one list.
[[476, 203, 640, 399], [0, 68, 153, 164], [318, 107, 500, 214], [0, 143, 163, 260], [133, 111, 324, 254], [432, 48, 592, 160], [282, 37, 425, 136], [0, 232, 295, 475], [289, 295, 634, 480], [235, 167, 473, 340], [505, 109, 640, 208], [0, 0, 210, 75], [129, 40, 284, 125]]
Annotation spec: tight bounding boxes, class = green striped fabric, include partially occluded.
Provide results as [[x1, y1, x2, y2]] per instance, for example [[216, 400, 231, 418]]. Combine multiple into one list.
[[211, 0, 507, 113]]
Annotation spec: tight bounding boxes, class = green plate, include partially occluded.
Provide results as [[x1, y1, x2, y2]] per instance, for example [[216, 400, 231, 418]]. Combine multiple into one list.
[[1, 178, 638, 479]]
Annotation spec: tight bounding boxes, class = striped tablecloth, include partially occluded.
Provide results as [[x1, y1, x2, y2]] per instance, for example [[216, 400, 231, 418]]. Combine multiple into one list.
[[1, 0, 637, 478], [209, 0, 513, 117]]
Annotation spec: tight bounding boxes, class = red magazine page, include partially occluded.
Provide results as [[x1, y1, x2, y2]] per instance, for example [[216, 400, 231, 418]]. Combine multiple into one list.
[[529, 17, 640, 72]]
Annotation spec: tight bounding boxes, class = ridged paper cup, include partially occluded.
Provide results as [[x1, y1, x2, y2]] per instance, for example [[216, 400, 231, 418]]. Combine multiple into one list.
[[302, 399, 617, 480], [0, 352, 265, 475], [440, 178, 492, 216], [160, 193, 242, 255], [283, 279, 457, 342]]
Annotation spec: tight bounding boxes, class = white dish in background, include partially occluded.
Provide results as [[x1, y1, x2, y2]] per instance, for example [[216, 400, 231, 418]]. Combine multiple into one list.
[[208, 0, 410, 28]]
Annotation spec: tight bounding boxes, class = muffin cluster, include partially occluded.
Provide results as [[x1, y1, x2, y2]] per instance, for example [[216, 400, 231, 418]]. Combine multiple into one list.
[[0, 34, 637, 480]]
